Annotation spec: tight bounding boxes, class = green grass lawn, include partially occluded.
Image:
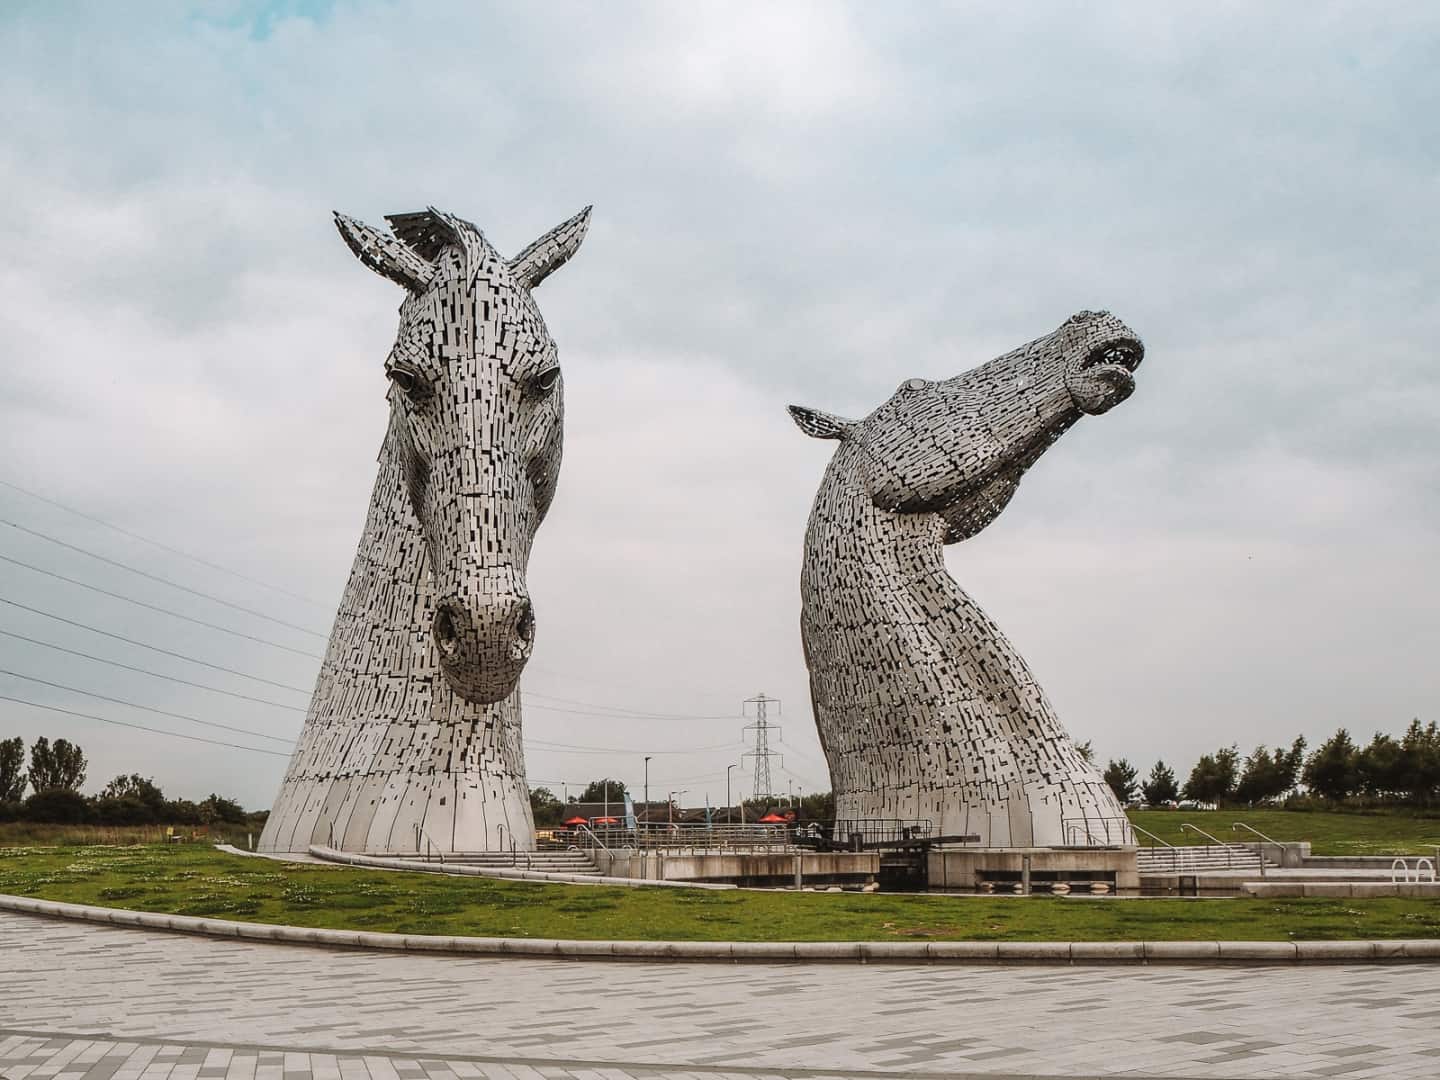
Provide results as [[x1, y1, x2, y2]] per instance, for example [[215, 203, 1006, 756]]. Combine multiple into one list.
[[1127, 808, 1440, 857], [2, 843, 1438, 942]]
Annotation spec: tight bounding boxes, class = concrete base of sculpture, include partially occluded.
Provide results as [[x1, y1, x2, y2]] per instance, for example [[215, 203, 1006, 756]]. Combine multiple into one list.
[[928, 846, 1141, 895]]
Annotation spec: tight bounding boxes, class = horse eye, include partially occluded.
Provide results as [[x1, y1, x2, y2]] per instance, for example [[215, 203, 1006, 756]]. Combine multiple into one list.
[[531, 367, 561, 395], [388, 368, 428, 401]]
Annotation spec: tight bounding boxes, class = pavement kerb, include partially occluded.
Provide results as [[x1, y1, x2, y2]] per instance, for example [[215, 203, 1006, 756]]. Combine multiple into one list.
[[304, 844, 738, 891], [3, 892, 1438, 965]]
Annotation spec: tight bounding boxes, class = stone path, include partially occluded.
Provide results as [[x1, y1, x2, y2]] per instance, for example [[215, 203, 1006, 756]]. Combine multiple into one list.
[[3, 912, 1440, 1079]]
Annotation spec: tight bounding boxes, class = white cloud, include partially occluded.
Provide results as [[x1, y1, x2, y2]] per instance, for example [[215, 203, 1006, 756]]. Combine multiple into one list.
[[0, 1, 1436, 808]]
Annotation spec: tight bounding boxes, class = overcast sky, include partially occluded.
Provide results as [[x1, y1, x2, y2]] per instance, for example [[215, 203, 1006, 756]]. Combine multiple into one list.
[[1, 1, 1436, 811]]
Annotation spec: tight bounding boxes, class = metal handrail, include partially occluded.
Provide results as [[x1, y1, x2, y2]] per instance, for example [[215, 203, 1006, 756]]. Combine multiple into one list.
[[417, 826, 446, 864], [1129, 823, 1175, 848], [572, 823, 611, 855], [1129, 823, 1189, 873], [1181, 823, 1237, 868], [1232, 822, 1282, 847], [1060, 815, 1132, 847]]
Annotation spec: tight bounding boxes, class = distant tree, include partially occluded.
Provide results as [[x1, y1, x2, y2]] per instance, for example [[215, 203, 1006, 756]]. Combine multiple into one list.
[[102, 774, 167, 810], [27, 737, 87, 793], [1399, 718, 1440, 806], [1140, 760, 1179, 806], [93, 773, 168, 824], [1356, 733, 1405, 799], [1074, 740, 1095, 764], [1215, 745, 1240, 799], [0, 737, 25, 803], [198, 794, 247, 825], [795, 790, 834, 822], [1103, 758, 1138, 804], [1182, 745, 1239, 805], [166, 799, 202, 825], [1303, 728, 1360, 802], [21, 787, 90, 824], [529, 786, 564, 826], [577, 778, 627, 805], [1276, 736, 1307, 797], [1226, 748, 1284, 806]]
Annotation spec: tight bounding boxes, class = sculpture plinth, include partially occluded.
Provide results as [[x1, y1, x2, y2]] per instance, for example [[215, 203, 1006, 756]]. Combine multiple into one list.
[[790, 311, 1143, 848], [260, 205, 590, 854]]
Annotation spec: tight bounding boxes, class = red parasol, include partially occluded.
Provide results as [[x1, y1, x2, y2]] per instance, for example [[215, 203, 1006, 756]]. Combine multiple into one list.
[[562, 816, 588, 826]]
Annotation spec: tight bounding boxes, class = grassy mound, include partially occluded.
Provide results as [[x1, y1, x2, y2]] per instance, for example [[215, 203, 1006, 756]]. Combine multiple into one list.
[[2, 844, 1438, 942]]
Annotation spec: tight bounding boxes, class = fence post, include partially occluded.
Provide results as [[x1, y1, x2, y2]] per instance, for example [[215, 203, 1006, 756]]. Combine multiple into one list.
[[1021, 853, 1032, 895]]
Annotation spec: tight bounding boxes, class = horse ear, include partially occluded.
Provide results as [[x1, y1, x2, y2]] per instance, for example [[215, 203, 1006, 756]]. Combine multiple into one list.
[[509, 206, 592, 290], [333, 212, 436, 292], [788, 404, 855, 441]]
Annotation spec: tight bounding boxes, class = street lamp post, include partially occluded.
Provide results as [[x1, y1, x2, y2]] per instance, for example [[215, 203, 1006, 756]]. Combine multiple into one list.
[[726, 764, 739, 825], [644, 756, 651, 825]]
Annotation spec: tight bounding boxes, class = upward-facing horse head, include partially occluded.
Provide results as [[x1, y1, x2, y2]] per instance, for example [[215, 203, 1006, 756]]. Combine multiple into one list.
[[787, 310, 1145, 848], [333, 205, 590, 704]]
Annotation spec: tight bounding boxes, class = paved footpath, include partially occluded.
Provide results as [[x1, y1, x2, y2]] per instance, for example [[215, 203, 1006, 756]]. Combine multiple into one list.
[[3, 913, 1439, 1080]]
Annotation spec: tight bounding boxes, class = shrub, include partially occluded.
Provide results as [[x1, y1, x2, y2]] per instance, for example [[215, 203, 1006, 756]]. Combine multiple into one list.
[[22, 787, 92, 824]]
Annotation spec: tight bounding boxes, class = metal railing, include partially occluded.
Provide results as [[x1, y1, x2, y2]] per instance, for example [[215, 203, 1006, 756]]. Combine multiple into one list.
[[415, 825, 446, 863], [1060, 815, 1133, 847], [1231, 821, 1281, 847], [831, 819, 933, 847], [1180, 822, 1246, 869], [1391, 858, 1437, 885], [557, 822, 795, 853]]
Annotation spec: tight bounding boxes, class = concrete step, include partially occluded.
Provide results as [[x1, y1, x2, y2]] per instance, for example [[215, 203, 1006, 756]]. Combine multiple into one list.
[[375, 851, 602, 874], [1136, 845, 1267, 873]]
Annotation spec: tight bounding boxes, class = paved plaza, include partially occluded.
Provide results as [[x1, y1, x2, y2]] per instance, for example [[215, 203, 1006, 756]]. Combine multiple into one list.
[[3, 912, 1438, 1080]]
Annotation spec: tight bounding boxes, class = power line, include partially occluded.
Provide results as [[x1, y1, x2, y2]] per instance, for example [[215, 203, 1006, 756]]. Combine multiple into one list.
[[522, 689, 736, 722], [0, 596, 313, 694], [0, 555, 324, 660], [0, 476, 330, 609], [526, 737, 740, 755], [520, 698, 738, 722], [0, 692, 291, 757], [0, 518, 327, 637], [0, 594, 745, 727], [0, 668, 293, 744], [0, 629, 306, 713]]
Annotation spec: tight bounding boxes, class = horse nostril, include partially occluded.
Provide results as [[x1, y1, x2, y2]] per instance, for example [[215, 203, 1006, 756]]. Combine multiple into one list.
[[433, 604, 462, 658], [515, 601, 535, 642]]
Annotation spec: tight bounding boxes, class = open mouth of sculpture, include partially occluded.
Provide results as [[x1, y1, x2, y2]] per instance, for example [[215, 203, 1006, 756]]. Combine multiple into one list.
[[1078, 337, 1144, 375]]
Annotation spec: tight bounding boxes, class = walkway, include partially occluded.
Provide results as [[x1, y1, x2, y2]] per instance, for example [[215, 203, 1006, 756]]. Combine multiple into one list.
[[3, 912, 1439, 1079]]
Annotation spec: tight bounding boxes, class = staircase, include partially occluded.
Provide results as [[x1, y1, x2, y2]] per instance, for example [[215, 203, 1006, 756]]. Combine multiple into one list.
[[1136, 844, 1269, 875], [383, 850, 603, 875]]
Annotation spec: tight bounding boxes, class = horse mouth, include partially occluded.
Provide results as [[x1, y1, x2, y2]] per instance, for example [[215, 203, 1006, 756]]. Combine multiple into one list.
[[1078, 337, 1144, 375], [1069, 336, 1144, 416]]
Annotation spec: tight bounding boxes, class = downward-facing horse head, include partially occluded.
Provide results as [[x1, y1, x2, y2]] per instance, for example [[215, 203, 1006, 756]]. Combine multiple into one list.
[[259, 205, 589, 855], [789, 311, 1144, 848], [334, 206, 590, 703]]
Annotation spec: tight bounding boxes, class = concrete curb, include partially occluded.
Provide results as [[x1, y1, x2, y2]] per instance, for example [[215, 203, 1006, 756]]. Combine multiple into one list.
[[307, 845, 737, 890], [3, 893, 1438, 965]]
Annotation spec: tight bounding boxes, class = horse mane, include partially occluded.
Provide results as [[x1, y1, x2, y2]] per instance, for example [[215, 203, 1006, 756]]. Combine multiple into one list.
[[385, 208, 484, 262]]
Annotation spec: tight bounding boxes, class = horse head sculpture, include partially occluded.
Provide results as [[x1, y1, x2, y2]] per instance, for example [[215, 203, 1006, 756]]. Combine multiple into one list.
[[787, 310, 1144, 847], [333, 206, 590, 704], [789, 310, 1143, 542]]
